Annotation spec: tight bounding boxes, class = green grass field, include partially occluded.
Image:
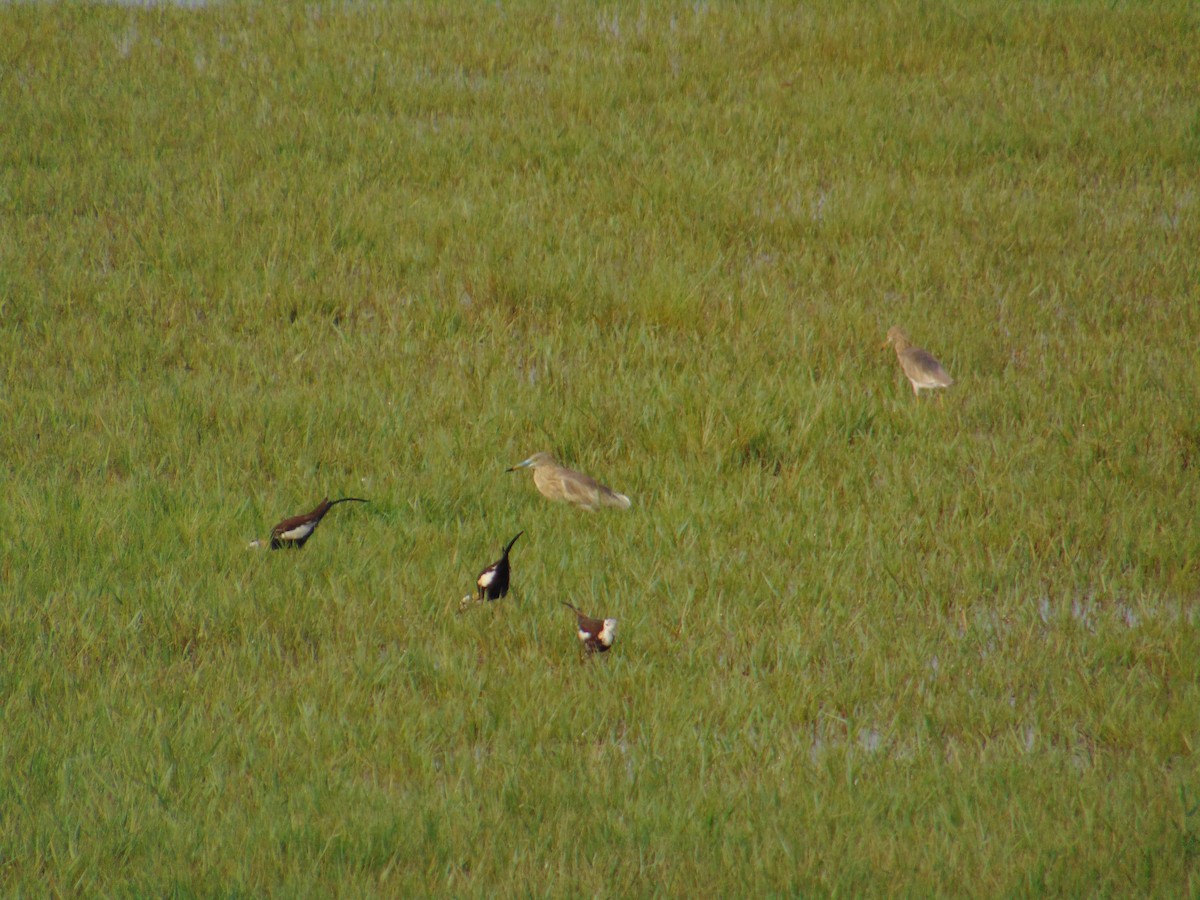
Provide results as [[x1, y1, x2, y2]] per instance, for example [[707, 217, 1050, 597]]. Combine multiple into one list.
[[3, 1, 1199, 894]]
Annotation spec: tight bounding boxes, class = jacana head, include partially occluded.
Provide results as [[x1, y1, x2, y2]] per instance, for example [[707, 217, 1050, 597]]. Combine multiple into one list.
[[507, 452, 556, 472], [597, 617, 618, 648]]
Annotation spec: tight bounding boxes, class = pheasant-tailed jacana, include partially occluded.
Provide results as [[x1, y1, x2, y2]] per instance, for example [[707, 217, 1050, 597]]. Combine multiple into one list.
[[476, 531, 524, 601], [561, 601, 617, 654], [268, 497, 368, 549]]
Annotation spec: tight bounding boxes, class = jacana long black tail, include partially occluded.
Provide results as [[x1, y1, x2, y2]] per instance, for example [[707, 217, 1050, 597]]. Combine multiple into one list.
[[503, 531, 525, 556]]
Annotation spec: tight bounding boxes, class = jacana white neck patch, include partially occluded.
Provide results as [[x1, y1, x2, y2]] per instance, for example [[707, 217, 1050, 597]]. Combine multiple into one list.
[[598, 619, 617, 646]]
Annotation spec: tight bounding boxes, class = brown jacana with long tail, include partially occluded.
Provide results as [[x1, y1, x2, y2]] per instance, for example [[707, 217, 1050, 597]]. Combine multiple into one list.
[[268, 497, 368, 549], [476, 531, 524, 602], [562, 601, 617, 654]]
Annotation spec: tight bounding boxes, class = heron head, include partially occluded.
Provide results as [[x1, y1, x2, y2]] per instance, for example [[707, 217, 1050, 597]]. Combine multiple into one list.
[[506, 451, 555, 472], [883, 326, 910, 350]]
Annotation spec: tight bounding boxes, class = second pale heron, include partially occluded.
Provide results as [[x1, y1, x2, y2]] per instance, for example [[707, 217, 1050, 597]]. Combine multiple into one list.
[[506, 452, 632, 510], [883, 326, 954, 397]]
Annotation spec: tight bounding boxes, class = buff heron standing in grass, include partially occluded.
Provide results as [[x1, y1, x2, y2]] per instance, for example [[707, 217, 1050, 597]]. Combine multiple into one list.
[[883, 326, 954, 398], [506, 452, 631, 510]]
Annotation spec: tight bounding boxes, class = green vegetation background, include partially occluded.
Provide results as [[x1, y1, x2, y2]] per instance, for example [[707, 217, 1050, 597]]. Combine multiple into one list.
[[2, 1, 1199, 894]]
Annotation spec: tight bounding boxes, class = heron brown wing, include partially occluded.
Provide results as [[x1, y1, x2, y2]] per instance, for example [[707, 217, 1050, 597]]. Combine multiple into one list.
[[598, 485, 632, 509], [557, 470, 604, 508], [902, 348, 952, 384]]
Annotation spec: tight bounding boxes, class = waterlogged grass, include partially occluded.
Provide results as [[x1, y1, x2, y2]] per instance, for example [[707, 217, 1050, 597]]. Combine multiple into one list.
[[2, 0, 1199, 894]]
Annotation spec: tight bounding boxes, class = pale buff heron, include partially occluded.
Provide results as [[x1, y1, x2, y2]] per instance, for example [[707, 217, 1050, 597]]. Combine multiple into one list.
[[506, 452, 631, 510], [883, 326, 954, 397]]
